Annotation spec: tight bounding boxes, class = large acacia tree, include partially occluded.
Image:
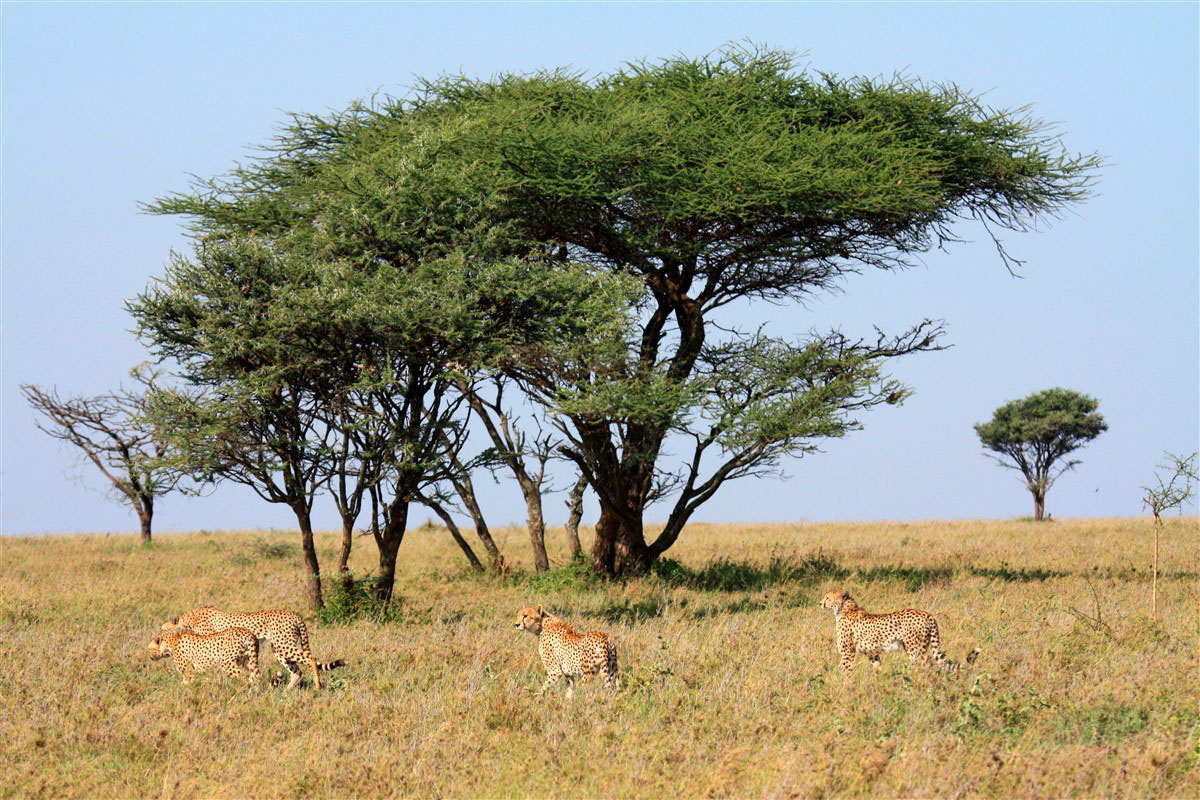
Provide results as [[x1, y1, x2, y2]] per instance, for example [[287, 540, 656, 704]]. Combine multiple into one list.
[[355, 46, 1098, 575], [144, 44, 1099, 578]]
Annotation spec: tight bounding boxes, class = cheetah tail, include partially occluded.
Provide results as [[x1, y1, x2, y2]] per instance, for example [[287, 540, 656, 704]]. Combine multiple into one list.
[[965, 647, 981, 665], [318, 659, 347, 672]]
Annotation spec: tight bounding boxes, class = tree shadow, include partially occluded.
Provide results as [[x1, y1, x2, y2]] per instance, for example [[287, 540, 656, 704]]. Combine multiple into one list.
[[968, 563, 1069, 582], [585, 597, 670, 624], [651, 552, 847, 592]]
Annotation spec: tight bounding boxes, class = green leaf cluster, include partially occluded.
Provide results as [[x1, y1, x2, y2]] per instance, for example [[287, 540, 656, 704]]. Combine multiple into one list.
[[975, 388, 1107, 457], [974, 387, 1108, 497]]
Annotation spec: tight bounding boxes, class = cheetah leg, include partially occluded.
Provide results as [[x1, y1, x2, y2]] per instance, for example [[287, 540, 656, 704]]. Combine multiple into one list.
[[869, 655, 882, 669], [278, 656, 302, 690], [838, 644, 856, 676], [907, 643, 931, 668], [172, 654, 196, 684], [297, 622, 322, 690], [602, 646, 619, 692], [564, 675, 576, 701], [306, 653, 322, 691], [244, 642, 261, 691], [223, 659, 247, 689], [541, 669, 562, 695]]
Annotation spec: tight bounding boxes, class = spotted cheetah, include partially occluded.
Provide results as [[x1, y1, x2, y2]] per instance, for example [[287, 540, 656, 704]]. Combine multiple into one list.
[[820, 590, 980, 675], [162, 607, 343, 690], [147, 627, 260, 689], [514, 605, 618, 700]]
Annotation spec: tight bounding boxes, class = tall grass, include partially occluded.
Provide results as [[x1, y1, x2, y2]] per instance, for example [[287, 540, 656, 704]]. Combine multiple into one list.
[[1, 517, 1196, 798]]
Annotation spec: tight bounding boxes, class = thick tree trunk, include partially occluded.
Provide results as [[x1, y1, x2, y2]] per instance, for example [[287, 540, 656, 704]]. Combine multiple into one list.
[[564, 474, 586, 558], [592, 501, 652, 578], [1033, 490, 1046, 522], [292, 505, 323, 611], [517, 474, 550, 573], [373, 499, 408, 604]]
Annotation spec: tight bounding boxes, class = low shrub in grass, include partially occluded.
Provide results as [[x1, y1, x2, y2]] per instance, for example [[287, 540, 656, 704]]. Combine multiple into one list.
[[316, 573, 404, 625]]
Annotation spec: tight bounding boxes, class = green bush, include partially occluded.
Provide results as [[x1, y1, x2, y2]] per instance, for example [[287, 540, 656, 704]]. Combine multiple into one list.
[[251, 538, 297, 560], [317, 574, 404, 625], [527, 554, 601, 593]]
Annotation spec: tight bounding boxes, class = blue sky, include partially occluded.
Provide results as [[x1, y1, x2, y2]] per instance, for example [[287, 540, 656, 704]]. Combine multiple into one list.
[[3, 2, 1197, 535]]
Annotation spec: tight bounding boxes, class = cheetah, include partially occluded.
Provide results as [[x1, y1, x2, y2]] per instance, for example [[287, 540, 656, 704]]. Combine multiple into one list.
[[147, 627, 260, 689], [820, 589, 980, 675], [514, 605, 618, 700], [162, 607, 343, 690]]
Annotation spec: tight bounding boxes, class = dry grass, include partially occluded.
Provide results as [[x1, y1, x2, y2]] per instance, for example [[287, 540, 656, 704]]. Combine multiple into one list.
[[2, 517, 1197, 799]]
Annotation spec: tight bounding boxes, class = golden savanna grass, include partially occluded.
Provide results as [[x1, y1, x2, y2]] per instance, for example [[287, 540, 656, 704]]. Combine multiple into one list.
[[2, 518, 1197, 798]]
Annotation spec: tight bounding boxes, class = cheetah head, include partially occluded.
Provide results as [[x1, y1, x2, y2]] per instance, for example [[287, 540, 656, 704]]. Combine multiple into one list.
[[146, 634, 173, 660], [820, 589, 853, 614], [160, 614, 197, 635], [514, 605, 547, 635]]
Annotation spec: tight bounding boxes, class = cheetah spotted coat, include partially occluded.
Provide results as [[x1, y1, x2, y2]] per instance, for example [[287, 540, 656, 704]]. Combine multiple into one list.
[[147, 627, 260, 689], [515, 606, 618, 700], [820, 590, 979, 675], [162, 607, 342, 690]]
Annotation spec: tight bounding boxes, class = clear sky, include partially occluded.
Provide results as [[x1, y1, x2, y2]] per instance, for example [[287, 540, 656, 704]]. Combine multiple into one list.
[[2, 2, 1197, 536]]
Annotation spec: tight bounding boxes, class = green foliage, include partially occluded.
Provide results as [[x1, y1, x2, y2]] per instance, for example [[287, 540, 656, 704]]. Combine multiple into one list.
[[316, 574, 405, 625], [1059, 702, 1151, 745], [975, 388, 1107, 458], [250, 538, 298, 560], [526, 554, 602, 593], [975, 387, 1107, 519], [137, 42, 1101, 577]]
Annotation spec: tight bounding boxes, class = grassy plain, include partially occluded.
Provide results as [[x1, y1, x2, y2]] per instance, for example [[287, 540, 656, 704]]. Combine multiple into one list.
[[2, 517, 1197, 799]]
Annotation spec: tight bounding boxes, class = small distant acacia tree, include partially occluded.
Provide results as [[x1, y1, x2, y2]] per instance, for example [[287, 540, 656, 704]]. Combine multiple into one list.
[[22, 368, 182, 543], [1141, 451, 1197, 622], [975, 388, 1108, 521]]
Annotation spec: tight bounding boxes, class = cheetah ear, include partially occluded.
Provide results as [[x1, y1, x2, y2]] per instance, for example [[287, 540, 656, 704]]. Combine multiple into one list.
[[169, 616, 180, 625], [840, 591, 851, 601], [536, 605, 545, 616]]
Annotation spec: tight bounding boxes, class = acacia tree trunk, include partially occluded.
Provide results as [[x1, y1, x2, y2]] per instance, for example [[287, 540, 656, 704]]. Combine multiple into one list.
[[291, 504, 323, 611], [1033, 490, 1046, 522], [450, 469, 506, 571], [137, 494, 153, 544], [372, 496, 409, 603], [517, 473, 550, 573], [593, 500, 653, 578], [420, 495, 484, 571], [564, 474, 586, 558], [337, 517, 355, 590]]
